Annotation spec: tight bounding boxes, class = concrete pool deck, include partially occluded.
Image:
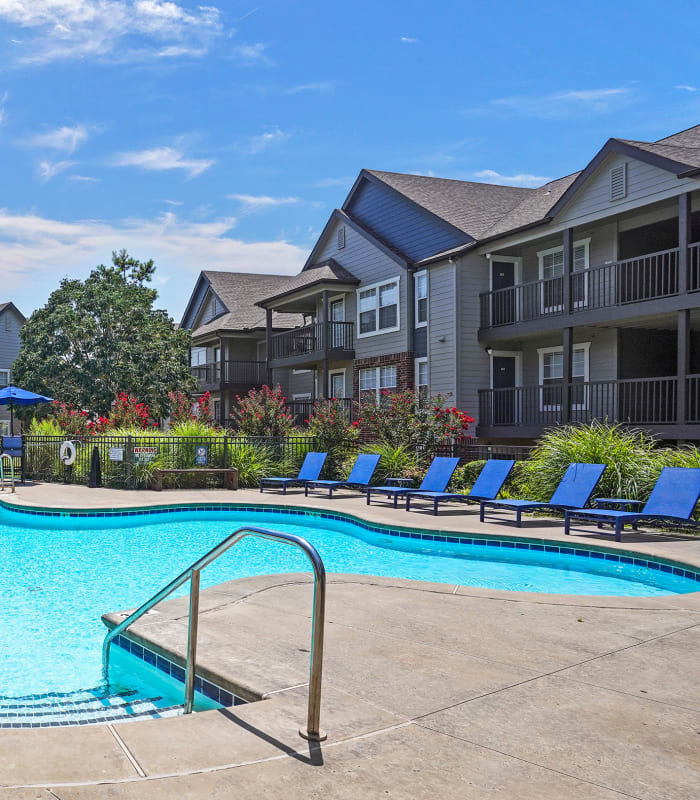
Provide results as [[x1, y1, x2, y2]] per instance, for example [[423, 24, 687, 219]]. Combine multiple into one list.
[[0, 484, 698, 798]]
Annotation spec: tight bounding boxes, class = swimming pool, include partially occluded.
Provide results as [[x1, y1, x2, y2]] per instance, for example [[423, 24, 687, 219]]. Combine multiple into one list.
[[0, 502, 697, 720]]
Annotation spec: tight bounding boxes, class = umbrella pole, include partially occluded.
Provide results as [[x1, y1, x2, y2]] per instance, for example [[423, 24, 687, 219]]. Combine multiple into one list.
[[9, 400, 13, 435]]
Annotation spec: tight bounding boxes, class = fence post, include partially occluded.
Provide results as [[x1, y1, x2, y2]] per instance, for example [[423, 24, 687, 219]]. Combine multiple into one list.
[[223, 434, 228, 469], [126, 435, 133, 488]]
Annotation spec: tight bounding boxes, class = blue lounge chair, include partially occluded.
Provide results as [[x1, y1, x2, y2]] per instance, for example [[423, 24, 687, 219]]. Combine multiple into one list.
[[406, 459, 515, 515], [259, 452, 327, 494], [305, 453, 381, 498], [564, 467, 700, 541], [366, 456, 460, 510], [479, 463, 606, 527]]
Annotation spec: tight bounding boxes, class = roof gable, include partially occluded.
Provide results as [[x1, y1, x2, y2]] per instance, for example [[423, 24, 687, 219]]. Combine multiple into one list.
[[0, 302, 25, 323]]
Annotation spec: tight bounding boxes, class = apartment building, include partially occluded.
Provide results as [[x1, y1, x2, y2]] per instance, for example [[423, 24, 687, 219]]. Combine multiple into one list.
[[0, 303, 25, 434], [183, 123, 700, 443]]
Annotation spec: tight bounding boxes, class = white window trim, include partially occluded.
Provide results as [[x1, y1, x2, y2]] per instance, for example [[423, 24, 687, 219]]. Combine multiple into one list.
[[292, 392, 312, 400], [537, 342, 590, 411], [293, 369, 312, 374], [415, 356, 429, 405], [0, 369, 10, 386], [537, 238, 590, 313], [356, 277, 401, 339], [414, 270, 428, 328], [328, 368, 347, 399], [359, 365, 398, 402], [488, 350, 523, 389], [0, 420, 8, 436], [487, 255, 522, 291]]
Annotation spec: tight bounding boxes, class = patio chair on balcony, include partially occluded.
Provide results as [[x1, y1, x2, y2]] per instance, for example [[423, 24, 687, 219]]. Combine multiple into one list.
[[405, 459, 515, 516], [259, 452, 327, 494], [564, 467, 700, 541], [304, 453, 381, 498], [479, 463, 606, 527], [366, 457, 460, 509]]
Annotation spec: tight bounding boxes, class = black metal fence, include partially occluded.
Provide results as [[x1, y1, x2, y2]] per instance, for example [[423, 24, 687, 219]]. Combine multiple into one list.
[[23, 435, 321, 489]]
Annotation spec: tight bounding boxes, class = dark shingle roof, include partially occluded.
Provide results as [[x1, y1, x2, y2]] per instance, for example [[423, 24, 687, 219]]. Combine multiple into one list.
[[616, 138, 700, 171], [655, 124, 700, 148], [480, 172, 581, 239], [257, 259, 359, 306], [365, 170, 533, 239], [191, 271, 304, 336]]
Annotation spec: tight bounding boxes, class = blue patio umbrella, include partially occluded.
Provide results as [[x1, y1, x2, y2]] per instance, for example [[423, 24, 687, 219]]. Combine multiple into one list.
[[0, 386, 53, 432]]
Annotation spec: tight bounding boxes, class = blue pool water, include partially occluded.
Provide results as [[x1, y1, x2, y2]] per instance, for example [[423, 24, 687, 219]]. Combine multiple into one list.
[[0, 505, 697, 702]]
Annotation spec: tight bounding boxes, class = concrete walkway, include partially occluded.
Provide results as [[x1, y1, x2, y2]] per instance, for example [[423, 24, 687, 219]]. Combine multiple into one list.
[[0, 485, 699, 798]]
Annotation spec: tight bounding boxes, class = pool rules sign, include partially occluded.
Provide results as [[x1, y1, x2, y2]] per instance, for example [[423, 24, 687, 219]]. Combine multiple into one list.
[[133, 446, 158, 463]]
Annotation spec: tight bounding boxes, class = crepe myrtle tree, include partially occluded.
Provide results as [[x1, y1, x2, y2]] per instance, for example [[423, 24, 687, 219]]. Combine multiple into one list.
[[13, 250, 196, 419]]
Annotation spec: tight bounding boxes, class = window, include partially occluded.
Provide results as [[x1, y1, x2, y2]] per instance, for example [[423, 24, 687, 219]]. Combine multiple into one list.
[[359, 365, 397, 402], [414, 271, 428, 327], [357, 278, 400, 337], [610, 163, 627, 201], [213, 400, 221, 421], [0, 421, 8, 436], [190, 347, 207, 367], [537, 239, 590, 312], [415, 357, 428, 405], [538, 343, 590, 411], [0, 370, 9, 387]]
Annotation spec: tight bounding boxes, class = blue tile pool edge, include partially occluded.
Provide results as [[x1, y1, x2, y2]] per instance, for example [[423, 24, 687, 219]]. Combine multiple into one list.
[[2, 498, 699, 588], [109, 631, 246, 709]]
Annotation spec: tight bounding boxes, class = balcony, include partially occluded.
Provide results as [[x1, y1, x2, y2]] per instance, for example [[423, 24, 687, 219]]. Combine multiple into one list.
[[268, 321, 354, 369], [191, 360, 268, 391], [478, 375, 700, 437], [480, 244, 700, 331]]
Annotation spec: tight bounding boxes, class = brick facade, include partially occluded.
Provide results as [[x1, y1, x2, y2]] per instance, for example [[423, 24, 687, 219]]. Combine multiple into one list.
[[352, 351, 415, 400]]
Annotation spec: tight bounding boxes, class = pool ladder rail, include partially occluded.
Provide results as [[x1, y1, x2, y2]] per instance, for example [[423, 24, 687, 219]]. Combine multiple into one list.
[[102, 525, 327, 741], [0, 454, 15, 493]]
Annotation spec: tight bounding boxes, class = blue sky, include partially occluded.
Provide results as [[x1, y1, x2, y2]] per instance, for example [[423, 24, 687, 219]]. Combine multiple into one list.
[[1, 0, 699, 320]]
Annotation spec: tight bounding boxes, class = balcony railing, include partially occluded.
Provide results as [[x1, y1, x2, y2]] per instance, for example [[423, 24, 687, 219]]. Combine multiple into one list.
[[191, 360, 268, 388], [479, 376, 682, 429], [480, 246, 690, 328], [269, 321, 354, 362]]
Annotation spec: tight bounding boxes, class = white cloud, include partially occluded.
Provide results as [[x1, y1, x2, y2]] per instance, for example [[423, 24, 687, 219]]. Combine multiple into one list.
[[228, 194, 299, 209], [0, 209, 306, 316], [231, 42, 273, 66], [400, 36, 419, 43], [247, 127, 289, 153], [112, 146, 214, 178], [28, 124, 90, 153], [468, 87, 635, 118], [38, 159, 75, 180], [473, 169, 551, 188], [0, 0, 223, 65], [312, 176, 353, 188], [0, 92, 7, 126], [675, 85, 698, 92], [69, 175, 100, 182], [286, 81, 335, 94]]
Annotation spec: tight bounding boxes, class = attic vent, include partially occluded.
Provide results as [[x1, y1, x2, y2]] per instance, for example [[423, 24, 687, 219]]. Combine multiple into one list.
[[337, 225, 346, 249], [610, 164, 627, 201]]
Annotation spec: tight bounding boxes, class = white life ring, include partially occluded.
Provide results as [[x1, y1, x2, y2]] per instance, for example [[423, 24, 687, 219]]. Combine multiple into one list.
[[60, 440, 77, 466]]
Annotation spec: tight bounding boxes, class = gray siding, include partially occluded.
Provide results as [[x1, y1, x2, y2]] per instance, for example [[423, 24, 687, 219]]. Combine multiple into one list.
[[314, 218, 407, 359], [519, 328, 617, 385], [456, 253, 490, 424], [347, 178, 468, 262], [0, 308, 23, 433], [425, 261, 457, 399], [557, 153, 699, 226]]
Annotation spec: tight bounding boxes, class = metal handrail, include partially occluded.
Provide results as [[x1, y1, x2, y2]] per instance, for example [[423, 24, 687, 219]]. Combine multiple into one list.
[[0, 454, 15, 493], [102, 525, 327, 741]]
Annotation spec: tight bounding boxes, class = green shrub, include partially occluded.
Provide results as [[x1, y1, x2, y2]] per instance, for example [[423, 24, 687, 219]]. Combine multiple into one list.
[[514, 421, 660, 502], [363, 441, 423, 485], [228, 442, 278, 488], [450, 460, 486, 493]]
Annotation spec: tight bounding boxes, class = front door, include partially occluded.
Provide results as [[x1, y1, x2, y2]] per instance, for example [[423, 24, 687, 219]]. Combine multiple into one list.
[[330, 299, 345, 348], [330, 371, 345, 399], [492, 355, 516, 424], [491, 262, 516, 325]]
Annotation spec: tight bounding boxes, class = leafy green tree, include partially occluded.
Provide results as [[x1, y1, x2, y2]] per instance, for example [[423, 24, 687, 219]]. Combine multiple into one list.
[[13, 250, 195, 418]]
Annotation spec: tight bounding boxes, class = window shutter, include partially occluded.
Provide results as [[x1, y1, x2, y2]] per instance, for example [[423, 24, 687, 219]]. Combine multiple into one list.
[[337, 226, 346, 249], [573, 244, 587, 271], [610, 164, 626, 200]]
